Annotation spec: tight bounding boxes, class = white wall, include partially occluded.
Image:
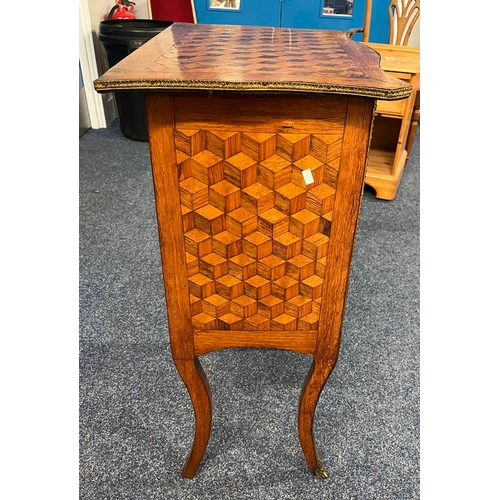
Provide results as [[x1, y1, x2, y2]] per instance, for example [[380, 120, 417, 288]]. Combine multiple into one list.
[[90, 0, 152, 88], [80, 0, 152, 128]]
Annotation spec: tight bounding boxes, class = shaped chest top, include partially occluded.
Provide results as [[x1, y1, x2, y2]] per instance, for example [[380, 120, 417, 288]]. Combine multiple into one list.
[[94, 22, 412, 100]]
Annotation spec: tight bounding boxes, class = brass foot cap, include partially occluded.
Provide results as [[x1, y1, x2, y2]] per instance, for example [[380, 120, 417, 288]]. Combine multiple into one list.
[[313, 462, 328, 479]]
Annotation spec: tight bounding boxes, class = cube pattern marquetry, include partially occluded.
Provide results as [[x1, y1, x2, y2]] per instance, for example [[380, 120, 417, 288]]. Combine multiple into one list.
[[176, 128, 341, 331]]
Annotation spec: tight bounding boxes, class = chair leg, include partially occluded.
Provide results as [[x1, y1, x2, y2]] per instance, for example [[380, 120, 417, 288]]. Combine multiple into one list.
[[406, 90, 420, 158], [298, 358, 335, 479], [174, 357, 213, 479]]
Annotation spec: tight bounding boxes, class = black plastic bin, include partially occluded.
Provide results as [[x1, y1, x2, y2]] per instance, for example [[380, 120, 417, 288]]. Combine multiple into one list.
[[98, 20, 173, 141]]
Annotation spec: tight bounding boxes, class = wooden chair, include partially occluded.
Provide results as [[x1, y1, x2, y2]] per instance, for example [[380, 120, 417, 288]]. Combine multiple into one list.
[[349, 0, 420, 47], [388, 0, 420, 46]]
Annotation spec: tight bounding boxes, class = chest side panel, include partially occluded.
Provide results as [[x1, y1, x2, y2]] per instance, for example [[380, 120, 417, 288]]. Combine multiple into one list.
[[171, 92, 347, 332]]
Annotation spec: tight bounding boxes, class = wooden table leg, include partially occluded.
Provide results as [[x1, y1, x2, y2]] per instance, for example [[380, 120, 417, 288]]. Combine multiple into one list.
[[175, 357, 213, 479], [146, 92, 213, 478], [298, 97, 374, 479], [298, 359, 336, 478]]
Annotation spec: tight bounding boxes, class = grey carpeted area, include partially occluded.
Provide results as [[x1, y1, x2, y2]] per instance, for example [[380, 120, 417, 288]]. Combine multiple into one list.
[[79, 119, 419, 499]]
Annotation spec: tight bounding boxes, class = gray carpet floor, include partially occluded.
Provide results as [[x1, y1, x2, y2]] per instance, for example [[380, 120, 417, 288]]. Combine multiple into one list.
[[79, 119, 419, 499]]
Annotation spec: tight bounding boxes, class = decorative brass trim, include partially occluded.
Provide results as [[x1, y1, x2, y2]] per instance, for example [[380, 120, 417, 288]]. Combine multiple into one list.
[[313, 460, 329, 479], [93, 79, 413, 101]]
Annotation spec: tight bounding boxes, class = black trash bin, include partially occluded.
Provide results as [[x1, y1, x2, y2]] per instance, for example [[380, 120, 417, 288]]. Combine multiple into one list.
[[98, 20, 173, 141]]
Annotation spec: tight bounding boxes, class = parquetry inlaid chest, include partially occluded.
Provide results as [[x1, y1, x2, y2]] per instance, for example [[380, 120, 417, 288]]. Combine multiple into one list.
[[94, 22, 411, 479]]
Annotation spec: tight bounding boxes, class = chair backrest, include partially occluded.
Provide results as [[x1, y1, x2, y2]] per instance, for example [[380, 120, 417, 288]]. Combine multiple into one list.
[[388, 0, 420, 46]]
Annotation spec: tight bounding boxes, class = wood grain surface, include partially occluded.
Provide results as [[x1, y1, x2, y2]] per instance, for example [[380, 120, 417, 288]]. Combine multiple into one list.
[[94, 23, 412, 100]]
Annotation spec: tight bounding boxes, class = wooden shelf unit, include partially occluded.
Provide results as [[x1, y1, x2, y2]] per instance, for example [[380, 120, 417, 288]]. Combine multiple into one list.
[[363, 43, 420, 200]]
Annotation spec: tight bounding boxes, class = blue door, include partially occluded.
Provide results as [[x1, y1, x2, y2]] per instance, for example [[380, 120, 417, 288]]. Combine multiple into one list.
[[192, 0, 389, 43]]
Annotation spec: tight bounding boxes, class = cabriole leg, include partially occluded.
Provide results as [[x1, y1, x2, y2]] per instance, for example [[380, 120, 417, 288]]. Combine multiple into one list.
[[298, 358, 336, 479], [174, 357, 213, 479]]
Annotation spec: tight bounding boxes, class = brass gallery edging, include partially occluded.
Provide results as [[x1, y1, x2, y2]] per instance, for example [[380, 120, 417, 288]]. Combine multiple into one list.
[[94, 79, 413, 101]]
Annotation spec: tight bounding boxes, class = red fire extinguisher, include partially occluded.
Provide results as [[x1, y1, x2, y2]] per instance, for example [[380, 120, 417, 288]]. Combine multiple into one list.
[[108, 0, 136, 20]]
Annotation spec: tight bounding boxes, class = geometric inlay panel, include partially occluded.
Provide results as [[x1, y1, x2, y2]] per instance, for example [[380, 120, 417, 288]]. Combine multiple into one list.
[[175, 128, 342, 331]]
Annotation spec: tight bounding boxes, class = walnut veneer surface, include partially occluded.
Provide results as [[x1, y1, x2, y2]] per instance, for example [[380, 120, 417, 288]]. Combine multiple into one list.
[[94, 22, 412, 99], [94, 23, 411, 480]]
